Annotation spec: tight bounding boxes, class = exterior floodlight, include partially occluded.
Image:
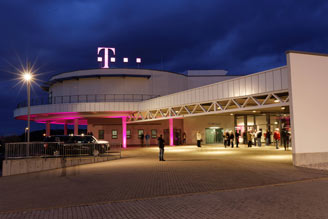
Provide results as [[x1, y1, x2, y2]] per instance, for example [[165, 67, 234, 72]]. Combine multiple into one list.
[[23, 72, 32, 81], [136, 58, 141, 63], [21, 70, 34, 143], [123, 57, 129, 63]]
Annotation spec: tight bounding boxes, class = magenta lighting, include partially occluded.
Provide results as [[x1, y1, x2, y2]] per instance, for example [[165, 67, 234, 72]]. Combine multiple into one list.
[[122, 117, 127, 148], [169, 118, 174, 146], [97, 47, 142, 68]]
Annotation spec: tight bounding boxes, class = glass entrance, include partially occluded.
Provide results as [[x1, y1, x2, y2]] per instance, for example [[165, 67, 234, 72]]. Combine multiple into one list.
[[205, 128, 223, 144]]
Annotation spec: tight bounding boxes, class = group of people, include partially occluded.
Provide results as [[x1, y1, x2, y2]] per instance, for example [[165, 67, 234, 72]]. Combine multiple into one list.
[[246, 129, 263, 147], [273, 128, 291, 151], [246, 128, 291, 150], [157, 127, 292, 161], [139, 133, 151, 147], [223, 131, 240, 148]]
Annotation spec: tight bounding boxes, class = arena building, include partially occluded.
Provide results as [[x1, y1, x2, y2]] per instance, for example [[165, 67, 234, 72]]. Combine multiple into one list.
[[14, 51, 328, 166]]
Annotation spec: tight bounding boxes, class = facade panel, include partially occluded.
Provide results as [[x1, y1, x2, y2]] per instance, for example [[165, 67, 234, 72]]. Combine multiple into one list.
[[273, 69, 282, 90], [281, 67, 289, 89], [233, 80, 240, 97], [259, 73, 266, 93], [265, 71, 274, 91], [239, 78, 246, 96], [218, 84, 223, 99], [245, 77, 252, 95], [251, 75, 259, 94], [228, 81, 234, 97], [223, 82, 228, 98]]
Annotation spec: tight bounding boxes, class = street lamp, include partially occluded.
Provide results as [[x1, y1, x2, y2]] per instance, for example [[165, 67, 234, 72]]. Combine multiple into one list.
[[22, 71, 33, 143]]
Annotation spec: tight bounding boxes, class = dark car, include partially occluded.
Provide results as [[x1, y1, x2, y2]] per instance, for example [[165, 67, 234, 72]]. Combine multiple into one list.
[[43, 135, 110, 156]]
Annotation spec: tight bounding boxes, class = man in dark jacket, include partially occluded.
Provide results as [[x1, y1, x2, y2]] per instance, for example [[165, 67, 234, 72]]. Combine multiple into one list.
[[158, 134, 165, 161], [235, 130, 240, 148], [229, 131, 234, 148]]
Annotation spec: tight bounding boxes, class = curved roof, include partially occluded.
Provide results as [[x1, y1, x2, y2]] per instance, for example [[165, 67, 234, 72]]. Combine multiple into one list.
[[50, 68, 184, 81]]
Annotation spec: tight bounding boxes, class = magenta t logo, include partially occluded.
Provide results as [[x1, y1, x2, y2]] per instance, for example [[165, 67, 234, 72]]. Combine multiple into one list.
[[97, 47, 142, 68], [97, 47, 116, 68]]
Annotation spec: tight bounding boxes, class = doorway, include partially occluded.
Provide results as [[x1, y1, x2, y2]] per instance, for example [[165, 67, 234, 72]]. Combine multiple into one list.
[[205, 128, 223, 144], [164, 129, 182, 145]]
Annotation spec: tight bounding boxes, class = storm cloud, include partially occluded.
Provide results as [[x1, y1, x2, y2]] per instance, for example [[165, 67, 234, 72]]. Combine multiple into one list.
[[0, 0, 328, 135]]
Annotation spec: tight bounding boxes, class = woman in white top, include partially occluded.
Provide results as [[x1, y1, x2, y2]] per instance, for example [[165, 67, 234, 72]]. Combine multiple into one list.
[[196, 131, 202, 147]]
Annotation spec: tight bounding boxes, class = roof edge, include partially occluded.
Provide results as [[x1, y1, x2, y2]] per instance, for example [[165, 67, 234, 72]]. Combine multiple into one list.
[[286, 50, 328, 57]]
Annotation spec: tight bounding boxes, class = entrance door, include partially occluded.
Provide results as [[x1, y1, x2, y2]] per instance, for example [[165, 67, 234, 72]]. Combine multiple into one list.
[[205, 128, 223, 144], [163, 129, 182, 145]]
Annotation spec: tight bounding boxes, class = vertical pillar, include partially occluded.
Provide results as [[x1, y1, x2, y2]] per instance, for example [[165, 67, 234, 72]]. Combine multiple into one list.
[[122, 117, 127, 148], [279, 115, 282, 146], [74, 119, 79, 136], [234, 115, 237, 142], [266, 113, 271, 144], [244, 115, 247, 143], [169, 118, 174, 146], [46, 121, 51, 137], [64, 121, 68, 135]]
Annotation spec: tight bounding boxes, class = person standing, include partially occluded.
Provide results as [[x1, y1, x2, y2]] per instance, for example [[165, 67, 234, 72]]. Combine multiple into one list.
[[145, 133, 150, 146], [158, 134, 165, 161], [196, 131, 202, 147], [182, 132, 186, 145], [265, 129, 271, 146], [243, 131, 247, 144], [247, 131, 252, 147], [229, 131, 234, 148], [274, 129, 280, 149], [235, 130, 240, 148], [257, 129, 262, 147], [281, 128, 288, 151], [140, 133, 145, 147], [253, 130, 257, 146], [224, 131, 229, 148]]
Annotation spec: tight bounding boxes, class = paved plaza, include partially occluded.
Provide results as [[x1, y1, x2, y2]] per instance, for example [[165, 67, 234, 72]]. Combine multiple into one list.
[[1, 145, 328, 218]]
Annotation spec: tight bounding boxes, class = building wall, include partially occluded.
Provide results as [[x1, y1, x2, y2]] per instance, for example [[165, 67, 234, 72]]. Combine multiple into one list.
[[287, 52, 328, 166], [183, 115, 234, 145], [87, 118, 183, 146], [140, 66, 289, 111], [49, 69, 236, 100], [187, 76, 238, 90]]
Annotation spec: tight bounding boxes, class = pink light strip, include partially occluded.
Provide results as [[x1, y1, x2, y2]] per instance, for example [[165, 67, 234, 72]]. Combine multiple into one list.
[[122, 117, 127, 148], [169, 118, 174, 146]]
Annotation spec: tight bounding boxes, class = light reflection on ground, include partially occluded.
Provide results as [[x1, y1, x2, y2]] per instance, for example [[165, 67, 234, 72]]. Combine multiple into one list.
[[140, 145, 292, 160]]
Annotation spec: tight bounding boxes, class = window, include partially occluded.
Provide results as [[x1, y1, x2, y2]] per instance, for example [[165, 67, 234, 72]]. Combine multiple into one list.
[[151, 129, 157, 138], [98, 130, 104, 139], [138, 129, 144, 139], [112, 130, 118, 139], [127, 130, 131, 139]]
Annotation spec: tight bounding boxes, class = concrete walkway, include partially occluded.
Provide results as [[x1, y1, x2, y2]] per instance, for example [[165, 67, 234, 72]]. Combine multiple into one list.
[[1, 145, 328, 218]]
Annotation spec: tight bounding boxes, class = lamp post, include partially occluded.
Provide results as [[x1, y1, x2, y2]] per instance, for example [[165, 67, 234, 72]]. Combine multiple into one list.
[[23, 72, 32, 143]]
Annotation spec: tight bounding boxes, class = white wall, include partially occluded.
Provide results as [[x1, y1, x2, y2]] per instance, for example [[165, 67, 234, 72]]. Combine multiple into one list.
[[288, 52, 328, 155], [49, 69, 239, 99], [183, 115, 234, 144], [140, 66, 289, 111]]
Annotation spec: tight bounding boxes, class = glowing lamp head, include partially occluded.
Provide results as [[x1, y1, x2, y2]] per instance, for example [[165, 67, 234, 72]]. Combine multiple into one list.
[[23, 72, 32, 81]]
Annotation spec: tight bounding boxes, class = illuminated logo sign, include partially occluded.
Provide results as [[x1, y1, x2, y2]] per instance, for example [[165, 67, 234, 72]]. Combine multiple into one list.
[[97, 47, 141, 69]]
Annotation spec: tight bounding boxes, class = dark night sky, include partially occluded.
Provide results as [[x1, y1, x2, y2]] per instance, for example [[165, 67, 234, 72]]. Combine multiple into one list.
[[0, 0, 328, 136]]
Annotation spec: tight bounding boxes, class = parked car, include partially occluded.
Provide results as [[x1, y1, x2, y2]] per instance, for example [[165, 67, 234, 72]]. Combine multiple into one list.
[[43, 135, 110, 156]]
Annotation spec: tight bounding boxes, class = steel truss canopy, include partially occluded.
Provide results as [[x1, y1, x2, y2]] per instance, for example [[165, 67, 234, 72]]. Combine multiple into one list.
[[127, 91, 289, 123]]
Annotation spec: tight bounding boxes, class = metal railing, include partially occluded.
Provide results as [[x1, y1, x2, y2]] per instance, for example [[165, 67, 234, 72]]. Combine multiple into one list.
[[4, 142, 122, 159], [17, 93, 160, 108]]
